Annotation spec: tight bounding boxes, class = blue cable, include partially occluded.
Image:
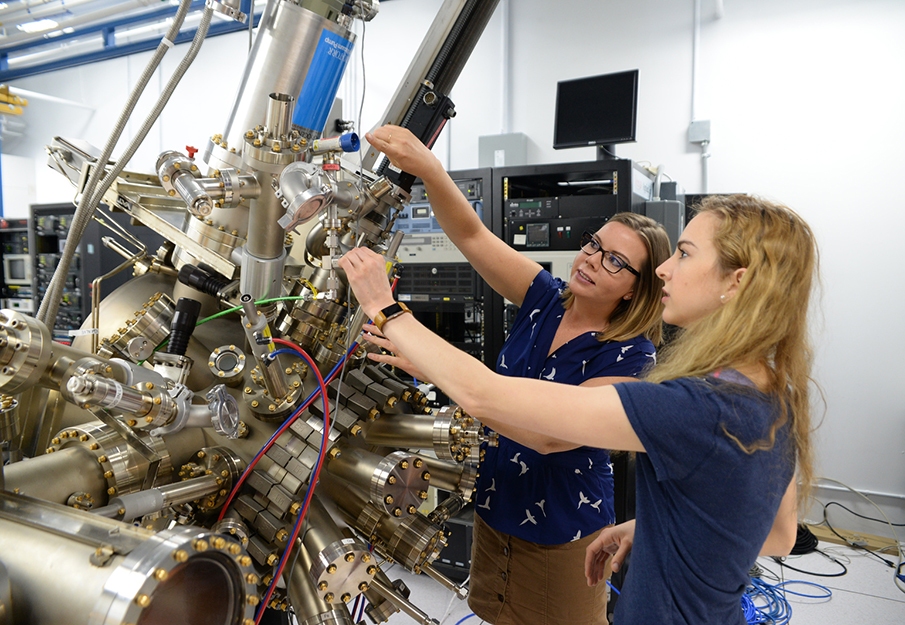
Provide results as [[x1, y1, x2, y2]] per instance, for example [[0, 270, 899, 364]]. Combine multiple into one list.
[[454, 614, 477, 625]]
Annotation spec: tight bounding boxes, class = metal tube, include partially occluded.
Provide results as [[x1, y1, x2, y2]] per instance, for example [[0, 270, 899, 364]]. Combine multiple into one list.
[[361, 414, 435, 449], [3, 445, 108, 504], [324, 445, 385, 491], [368, 577, 435, 625], [265, 92, 295, 139]]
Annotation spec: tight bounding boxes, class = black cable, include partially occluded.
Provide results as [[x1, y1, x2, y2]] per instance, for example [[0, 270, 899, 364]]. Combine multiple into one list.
[[771, 550, 848, 578], [825, 500, 905, 527], [790, 524, 819, 555], [824, 505, 898, 569]]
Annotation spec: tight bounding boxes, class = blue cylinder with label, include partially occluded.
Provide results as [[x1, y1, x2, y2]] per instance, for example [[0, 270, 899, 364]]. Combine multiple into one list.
[[292, 29, 354, 136]]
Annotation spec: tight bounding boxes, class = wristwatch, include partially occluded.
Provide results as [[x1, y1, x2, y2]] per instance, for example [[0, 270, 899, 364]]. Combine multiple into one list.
[[373, 301, 412, 332]]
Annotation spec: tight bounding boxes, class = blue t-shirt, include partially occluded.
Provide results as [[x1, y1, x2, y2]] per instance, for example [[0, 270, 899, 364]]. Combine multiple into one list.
[[475, 270, 656, 545], [614, 377, 794, 625]]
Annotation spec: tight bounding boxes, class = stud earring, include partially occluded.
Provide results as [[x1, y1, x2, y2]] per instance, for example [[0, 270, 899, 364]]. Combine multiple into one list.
[[720, 294, 727, 303]]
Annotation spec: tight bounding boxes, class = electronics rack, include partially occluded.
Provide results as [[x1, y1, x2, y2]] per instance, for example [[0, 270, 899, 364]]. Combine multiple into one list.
[[29, 204, 166, 345], [0, 218, 34, 315]]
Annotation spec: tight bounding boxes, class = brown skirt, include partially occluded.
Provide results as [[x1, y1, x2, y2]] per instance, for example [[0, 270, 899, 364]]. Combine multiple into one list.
[[468, 513, 612, 625]]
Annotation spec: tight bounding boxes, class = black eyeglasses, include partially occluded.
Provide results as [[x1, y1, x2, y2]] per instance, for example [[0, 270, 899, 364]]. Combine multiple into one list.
[[579, 231, 640, 277]]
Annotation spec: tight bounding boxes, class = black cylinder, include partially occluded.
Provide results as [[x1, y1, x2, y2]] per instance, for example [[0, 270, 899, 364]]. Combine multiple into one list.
[[167, 298, 202, 356], [178, 263, 231, 298]]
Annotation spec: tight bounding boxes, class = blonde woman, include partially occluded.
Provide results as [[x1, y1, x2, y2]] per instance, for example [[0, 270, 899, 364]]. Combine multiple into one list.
[[340, 195, 815, 625], [365, 125, 669, 624]]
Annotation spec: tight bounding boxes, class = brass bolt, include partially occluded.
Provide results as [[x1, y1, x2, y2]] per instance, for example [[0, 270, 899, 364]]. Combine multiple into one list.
[[154, 568, 168, 581], [387, 475, 397, 485], [251, 400, 259, 408], [414, 458, 424, 468], [104, 471, 113, 478], [276, 529, 288, 542], [80, 434, 89, 441], [268, 404, 275, 412], [362, 553, 371, 563], [246, 573, 259, 585], [387, 397, 397, 407], [359, 582, 369, 592], [135, 594, 151, 608], [267, 554, 278, 566], [107, 487, 116, 495], [318, 581, 328, 591], [289, 502, 301, 515], [52, 437, 60, 444], [145, 416, 154, 423], [344, 553, 355, 562], [239, 555, 252, 567], [246, 596, 260, 606], [45, 447, 54, 454], [407, 505, 417, 514], [98, 455, 107, 463], [400, 460, 409, 470], [393, 508, 402, 517], [419, 490, 428, 500], [328, 448, 341, 460], [229, 544, 242, 555], [324, 593, 334, 602], [341, 593, 351, 603], [384, 495, 394, 505], [193, 539, 209, 552], [197, 451, 206, 459], [145, 383, 154, 390], [422, 471, 431, 481], [126, 419, 137, 427], [327, 564, 337, 574], [213, 537, 226, 550], [367, 565, 377, 575]]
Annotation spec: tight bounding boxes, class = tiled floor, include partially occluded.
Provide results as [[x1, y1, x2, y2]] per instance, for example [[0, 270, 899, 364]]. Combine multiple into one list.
[[376, 541, 905, 624]]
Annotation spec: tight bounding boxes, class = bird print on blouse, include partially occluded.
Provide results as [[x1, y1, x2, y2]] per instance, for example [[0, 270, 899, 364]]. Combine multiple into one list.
[[477, 271, 653, 544], [571, 530, 582, 542], [536, 499, 546, 517]]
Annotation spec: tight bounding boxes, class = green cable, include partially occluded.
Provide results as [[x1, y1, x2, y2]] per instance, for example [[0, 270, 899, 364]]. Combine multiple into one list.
[[137, 295, 310, 364]]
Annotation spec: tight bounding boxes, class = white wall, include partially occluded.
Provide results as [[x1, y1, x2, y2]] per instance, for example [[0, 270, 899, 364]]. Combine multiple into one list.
[[2, 0, 903, 533]]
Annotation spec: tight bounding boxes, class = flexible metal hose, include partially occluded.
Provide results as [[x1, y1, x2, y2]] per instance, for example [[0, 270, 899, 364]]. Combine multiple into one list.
[[37, 0, 206, 326]]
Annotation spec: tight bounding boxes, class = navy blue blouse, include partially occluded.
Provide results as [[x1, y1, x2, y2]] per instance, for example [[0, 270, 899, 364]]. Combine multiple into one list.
[[475, 270, 656, 545]]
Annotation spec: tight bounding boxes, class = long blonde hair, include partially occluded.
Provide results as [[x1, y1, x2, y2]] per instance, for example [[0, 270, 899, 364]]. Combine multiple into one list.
[[647, 195, 818, 503], [561, 213, 671, 346]]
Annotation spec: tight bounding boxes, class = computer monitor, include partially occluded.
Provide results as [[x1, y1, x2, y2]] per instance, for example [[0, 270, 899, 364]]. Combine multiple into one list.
[[553, 69, 639, 152]]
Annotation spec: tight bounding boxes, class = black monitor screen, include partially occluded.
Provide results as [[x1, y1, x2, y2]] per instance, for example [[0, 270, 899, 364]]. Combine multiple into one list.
[[553, 69, 639, 149]]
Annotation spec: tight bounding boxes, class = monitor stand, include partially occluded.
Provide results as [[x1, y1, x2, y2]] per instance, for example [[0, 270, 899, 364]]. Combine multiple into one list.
[[596, 144, 618, 160]]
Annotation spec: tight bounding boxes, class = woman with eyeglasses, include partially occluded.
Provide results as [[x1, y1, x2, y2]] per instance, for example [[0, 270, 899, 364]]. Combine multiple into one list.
[[360, 125, 670, 625], [340, 194, 815, 625]]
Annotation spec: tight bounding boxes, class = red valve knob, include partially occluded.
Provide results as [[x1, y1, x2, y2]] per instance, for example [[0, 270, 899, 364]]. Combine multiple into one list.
[[186, 145, 198, 158]]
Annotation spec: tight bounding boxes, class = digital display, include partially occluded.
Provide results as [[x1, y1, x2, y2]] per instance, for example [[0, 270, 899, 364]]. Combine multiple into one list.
[[518, 201, 542, 209], [412, 206, 431, 219], [525, 223, 549, 248]]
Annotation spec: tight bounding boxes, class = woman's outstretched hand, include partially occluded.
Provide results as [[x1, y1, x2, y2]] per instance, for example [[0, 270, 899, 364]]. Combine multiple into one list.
[[585, 519, 635, 586], [361, 323, 431, 384], [338, 247, 397, 320]]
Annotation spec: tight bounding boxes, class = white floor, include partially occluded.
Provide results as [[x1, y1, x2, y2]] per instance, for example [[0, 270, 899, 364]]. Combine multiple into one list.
[[375, 541, 905, 624]]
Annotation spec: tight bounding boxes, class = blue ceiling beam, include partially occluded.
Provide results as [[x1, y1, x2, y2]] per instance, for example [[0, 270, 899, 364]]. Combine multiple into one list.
[[0, 8, 261, 82], [0, 1, 209, 56]]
